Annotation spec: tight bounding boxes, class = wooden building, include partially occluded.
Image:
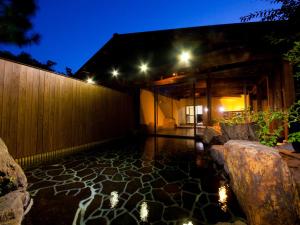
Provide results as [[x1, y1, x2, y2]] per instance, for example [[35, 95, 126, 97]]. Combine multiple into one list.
[[75, 21, 296, 138]]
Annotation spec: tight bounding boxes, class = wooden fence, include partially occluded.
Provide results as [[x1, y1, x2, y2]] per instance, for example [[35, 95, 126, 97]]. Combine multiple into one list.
[[0, 59, 135, 161]]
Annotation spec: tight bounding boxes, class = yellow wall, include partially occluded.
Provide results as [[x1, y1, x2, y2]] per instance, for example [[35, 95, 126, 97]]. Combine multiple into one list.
[[211, 95, 246, 121], [140, 89, 180, 131], [140, 89, 247, 128]]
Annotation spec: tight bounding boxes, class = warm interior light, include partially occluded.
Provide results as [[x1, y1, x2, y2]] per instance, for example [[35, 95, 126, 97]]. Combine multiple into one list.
[[179, 50, 192, 64], [204, 107, 209, 112], [139, 63, 149, 73], [111, 69, 119, 77], [219, 106, 225, 113], [140, 202, 149, 222], [86, 77, 95, 84], [183, 222, 193, 225]]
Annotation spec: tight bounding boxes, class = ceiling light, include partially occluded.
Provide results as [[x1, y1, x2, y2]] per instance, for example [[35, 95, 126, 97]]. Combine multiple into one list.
[[111, 68, 119, 77], [179, 50, 192, 65], [86, 77, 95, 84], [139, 63, 149, 73]]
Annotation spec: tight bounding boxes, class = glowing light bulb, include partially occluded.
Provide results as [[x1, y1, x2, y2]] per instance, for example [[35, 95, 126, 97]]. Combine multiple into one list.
[[139, 63, 149, 73], [140, 202, 149, 222], [179, 50, 192, 65], [219, 106, 225, 113], [204, 107, 209, 112], [111, 69, 119, 77], [110, 191, 119, 208], [86, 77, 95, 84]]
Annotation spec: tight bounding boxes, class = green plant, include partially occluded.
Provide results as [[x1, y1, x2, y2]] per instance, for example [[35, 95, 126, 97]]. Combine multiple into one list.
[[287, 100, 300, 144], [288, 100, 300, 123], [218, 108, 255, 126], [288, 131, 300, 142], [255, 110, 286, 147]]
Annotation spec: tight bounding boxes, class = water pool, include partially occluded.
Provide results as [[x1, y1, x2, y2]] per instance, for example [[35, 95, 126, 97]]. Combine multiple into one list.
[[23, 137, 245, 225]]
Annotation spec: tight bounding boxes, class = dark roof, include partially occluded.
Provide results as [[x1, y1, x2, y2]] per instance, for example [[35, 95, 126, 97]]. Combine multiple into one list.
[[75, 21, 290, 90]]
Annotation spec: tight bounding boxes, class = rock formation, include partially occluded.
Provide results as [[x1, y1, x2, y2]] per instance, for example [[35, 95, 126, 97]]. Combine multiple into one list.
[[220, 123, 258, 142], [202, 127, 226, 145], [0, 138, 32, 225], [224, 140, 300, 225]]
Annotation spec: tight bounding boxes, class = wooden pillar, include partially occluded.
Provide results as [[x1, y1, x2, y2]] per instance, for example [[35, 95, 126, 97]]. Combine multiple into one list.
[[256, 84, 263, 111], [281, 61, 295, 140], [193, 81, 196, 137], [154, 87, 157, 136], [282, 61, 295, 107], [206, 78, 212, 125], [243, 81, 247, 111]]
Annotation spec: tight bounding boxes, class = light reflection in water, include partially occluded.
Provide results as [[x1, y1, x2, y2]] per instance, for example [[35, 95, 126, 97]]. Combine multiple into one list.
[[140, 202, 149, 222], [110, 191, 119, 208], [218, 184, 228, 212], [183, 221, 193, 225]]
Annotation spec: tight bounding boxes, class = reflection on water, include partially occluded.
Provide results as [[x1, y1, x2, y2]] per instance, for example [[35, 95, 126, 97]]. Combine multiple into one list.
[[140, 202, 149, 222], [110, 191, 119, 208], [218, 184, 228, 212], [24, 137, 245, 225]]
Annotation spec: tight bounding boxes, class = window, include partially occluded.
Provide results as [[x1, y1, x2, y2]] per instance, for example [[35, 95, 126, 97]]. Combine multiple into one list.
[[186, 105, 203, 124]]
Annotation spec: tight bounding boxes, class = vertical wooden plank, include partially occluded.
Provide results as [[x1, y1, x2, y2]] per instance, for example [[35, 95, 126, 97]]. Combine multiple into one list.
[[37, 70, 45, 154], [0, 60, 5, 139], [23, 67, 34, 157], [30, 68, 40, 156], [16, 65, 27, 158], [2, 61, 20, 157]]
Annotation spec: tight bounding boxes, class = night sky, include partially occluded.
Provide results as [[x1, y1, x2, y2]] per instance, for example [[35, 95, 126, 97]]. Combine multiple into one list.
[[0, 0, 278, 73]]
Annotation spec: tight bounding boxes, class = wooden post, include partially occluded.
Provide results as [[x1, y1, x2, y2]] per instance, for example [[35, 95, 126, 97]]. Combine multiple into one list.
[[154, 87, 157, 136], [193, 81, 196, 137], [206, 78, 212, 125], [243, 81, 247, 111], [256, 84, 263, 111]]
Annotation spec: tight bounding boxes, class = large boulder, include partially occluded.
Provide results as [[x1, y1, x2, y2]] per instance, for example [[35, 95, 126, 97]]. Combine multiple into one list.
[[0, 190, 31, 225], [220, 123, 258, 142], [203, 127, 226, 145], [0, 138, 31, 225], [224, 140, 300, 225]]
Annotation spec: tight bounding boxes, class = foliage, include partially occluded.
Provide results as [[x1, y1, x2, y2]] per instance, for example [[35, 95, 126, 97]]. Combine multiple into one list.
[[241, 0, 300, 80], [0, 50, 57, 71], [288, 131, 300, 142], [288, 100, 300, 122], [65, 67, 73, 76], [219, 108, 257, 125], [219, 109, 286, 147], [255, 110, 286, 147], [287, 100, 300, 143], [284, 41, 300, 79], [0, 0, 40, 46], [241, 0, 300, 22]]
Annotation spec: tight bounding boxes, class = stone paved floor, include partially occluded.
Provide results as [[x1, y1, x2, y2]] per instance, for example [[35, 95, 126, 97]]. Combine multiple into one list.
[[23, 137, 245, 225]]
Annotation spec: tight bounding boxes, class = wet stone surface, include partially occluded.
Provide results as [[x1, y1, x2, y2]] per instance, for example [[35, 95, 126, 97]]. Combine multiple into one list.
[[23, 137, 245, 225]]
